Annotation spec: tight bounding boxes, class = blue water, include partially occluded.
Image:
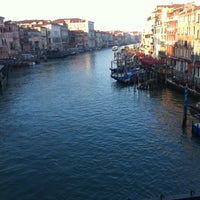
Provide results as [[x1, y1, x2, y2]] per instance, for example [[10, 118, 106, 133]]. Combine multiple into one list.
[[1, 49, 200, 200]]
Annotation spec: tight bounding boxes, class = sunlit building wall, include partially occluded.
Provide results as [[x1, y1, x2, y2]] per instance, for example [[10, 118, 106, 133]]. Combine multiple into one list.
[[141, 14, 154, 55], [0, 16, 9, 59], [34, 26, 48, 52], [176, 3, 196, 73], [166, 4, 184, 66], [53, 20, 70, 51], [45, 23, 62, 50], [192, 6, 200, 79], [3, 21, 21, 57], [61, 18, 95, 50]]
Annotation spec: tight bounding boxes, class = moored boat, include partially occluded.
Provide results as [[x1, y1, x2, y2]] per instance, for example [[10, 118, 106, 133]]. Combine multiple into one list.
[[0, 57, 37, 67], [110, 46, 145, 84], [112, 45, 118, 51], [45, 50, 67, 59], [110, 66, 145, 84], [192, 121, 200, 136]]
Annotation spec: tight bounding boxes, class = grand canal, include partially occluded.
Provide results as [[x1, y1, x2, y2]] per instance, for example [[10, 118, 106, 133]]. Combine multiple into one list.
[[0, 48, 200, 200]]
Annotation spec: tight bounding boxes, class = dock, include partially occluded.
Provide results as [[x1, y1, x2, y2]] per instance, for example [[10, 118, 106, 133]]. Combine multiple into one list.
[[166, 78, 200, 100]]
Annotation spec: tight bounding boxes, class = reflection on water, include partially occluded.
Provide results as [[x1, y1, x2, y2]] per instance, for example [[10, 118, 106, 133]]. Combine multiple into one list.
[[0, 49, 200, 200]]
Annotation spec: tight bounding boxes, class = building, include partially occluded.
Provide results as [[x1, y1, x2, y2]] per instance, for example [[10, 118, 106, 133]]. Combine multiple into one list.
[[57, 18, 95, 50], [0, 17, 9, 58]]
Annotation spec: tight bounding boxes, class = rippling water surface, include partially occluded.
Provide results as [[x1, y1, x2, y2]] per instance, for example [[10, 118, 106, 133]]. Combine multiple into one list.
[[1, 49, 200, 200]]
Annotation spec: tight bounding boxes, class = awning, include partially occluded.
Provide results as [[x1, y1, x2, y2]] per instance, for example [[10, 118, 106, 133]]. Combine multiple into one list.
[[141, 57, 165, 65], [169, 56, 179, 60], [169, 56, 191, 63], [134, 52, 145, 57]]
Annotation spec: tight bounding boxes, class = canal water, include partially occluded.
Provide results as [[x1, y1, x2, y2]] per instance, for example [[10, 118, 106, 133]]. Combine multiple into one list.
[[0, 48, 200, 200]]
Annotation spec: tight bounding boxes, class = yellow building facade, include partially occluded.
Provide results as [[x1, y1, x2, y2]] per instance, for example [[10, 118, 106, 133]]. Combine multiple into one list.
[[142, 3, 200, 81]]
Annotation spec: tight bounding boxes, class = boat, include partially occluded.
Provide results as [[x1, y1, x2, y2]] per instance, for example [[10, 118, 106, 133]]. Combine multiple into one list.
[[0, 57, 37, 67], [192, 121, 200, 136], [110, 47, 145, 84], [112, 46, 118, 51], [45, 50, 67, 59], [20, 53, 40, 65], [110, 66, 145, 84]]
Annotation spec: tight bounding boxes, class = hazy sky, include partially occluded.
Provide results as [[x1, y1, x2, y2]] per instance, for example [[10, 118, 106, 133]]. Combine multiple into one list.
[[2, 0, 200, 31]]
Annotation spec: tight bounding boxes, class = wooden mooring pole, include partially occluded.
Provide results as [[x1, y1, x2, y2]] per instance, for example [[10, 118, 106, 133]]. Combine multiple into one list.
[[182, 84, 188, 128]]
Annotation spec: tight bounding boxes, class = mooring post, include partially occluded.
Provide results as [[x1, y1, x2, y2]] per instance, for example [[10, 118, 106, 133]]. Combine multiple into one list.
[[182, 84, 188, 128]]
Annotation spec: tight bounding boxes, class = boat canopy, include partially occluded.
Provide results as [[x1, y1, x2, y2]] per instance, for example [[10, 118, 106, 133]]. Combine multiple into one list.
[[141, 57, 165, 65], [134, 52, 145, 58], [128, 68, 137, 73]]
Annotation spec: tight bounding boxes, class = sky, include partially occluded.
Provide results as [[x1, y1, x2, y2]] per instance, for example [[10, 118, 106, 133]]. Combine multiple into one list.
[[2, 0, 200, 32]]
